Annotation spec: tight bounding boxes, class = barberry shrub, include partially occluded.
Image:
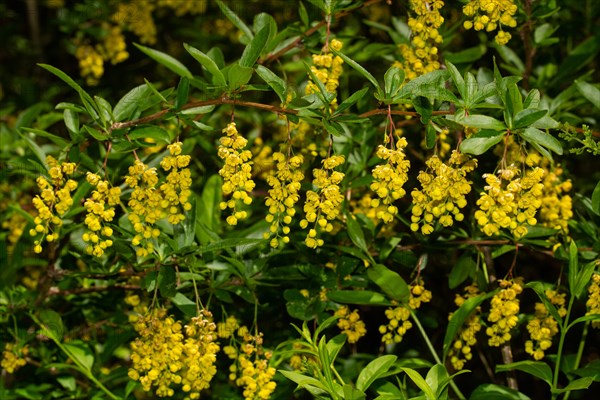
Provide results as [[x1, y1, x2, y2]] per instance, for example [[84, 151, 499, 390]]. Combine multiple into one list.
[[1, 1, 600, 399]]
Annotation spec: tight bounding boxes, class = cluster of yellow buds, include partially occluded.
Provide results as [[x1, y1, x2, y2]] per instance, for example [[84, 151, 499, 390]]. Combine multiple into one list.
[[525, 289, 567, 360], [217, 315, 240, 339], [305, 39, 344, 108], [379, 280, 432, 344], [112, 0, 157, 45], [218, 122, 255, 226], [82, 173, 121, 257], [124, 294, 148, 324], [300, 155, 345, 248], [30, 156, 78, 253], [411, 151, 477, 235], [448, 284, 482, 370], [394, 0, 444, 80], [586, 273, 600, 329], [160, 142, 193, 224], [334, 306, 367, 344], [125, 160, 162, 257], [538, 165, 573, 234], [157, 0, 208, 16], [1, 343, 28, 374], [370, 139, 410, 223], [100, 24, 129, 65], [128, 308, 220, 398], [2, 211, 27, 248], [75, 44, 104, 85], [264, 152, 304, 248], [486, 278, 523, 347], [475, 165, 544, 239], [227, 327, 277, 400], [462, 0, 518, 45]]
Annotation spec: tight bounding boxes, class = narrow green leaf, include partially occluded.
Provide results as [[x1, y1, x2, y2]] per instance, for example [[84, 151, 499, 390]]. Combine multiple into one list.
[[327, 290, 392, 306], [158, 266, 177, 298], [94, 95, 113, 126], [551, 377, 594, 394], [228, 64, 254, 90], [63, 109, 80, 141], [279, 370, 328, 392], [332, 49, 381, 93], [255, 65, 286, 103], [63, 342, 94, 372], [39, 309, 65, 341], [134, 43, 193, 79], [591, 180, 600, 215], [343, 384, 366, 400], [574, 260, 597, 299], [400, 368, 436, 400], [470, 384, 531, 400], [384, 66, 405, 98], [171, 292, 197, 317], [462, 115, 506, 130], [345, 213, 370, 255], [335, 87, 369, 114], [575, 80, 600, 109], [367, 264, 410, 303], [37, 64, 96, 113], [240, 24, 271, 67], [496, 361, 553, 387], [357, 355, 398, 392], [184, 43, 227, 86], [175, 76, 190, 110], [519, 127, 563, 155], [443, 293, 491, 359], [525, 281, 563, 325], [568, 240, 579, 298], [447, 61, 466, 99], [459, 129, 505, 155], [21, 128, 70, 148], [216, 0, 254, 41], [448, 256, 476, 289], [128, 126, 171, 144], [113, 84, 154, 122], [512, 109, 547, 130]]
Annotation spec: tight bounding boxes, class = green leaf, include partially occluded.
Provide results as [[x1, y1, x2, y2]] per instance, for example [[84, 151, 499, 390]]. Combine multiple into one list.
[[400, 368, 435, 400], [519, 127, 563, 155], [279, 370, 328, 392], [228, 64, 254, 90], [171, 292, 197, 317], [184, 43, 227, 86], [443, 293, 491, 359], [448, 256, 476, 289], [551, 377, 594, 394], [572, 359, 600, 382], [591, 180, 600, 215], [113, 84, 154, 122], [94, 95, 113, 126], [568, 240, 579, 297], [345, 212, 371, 258], [255, 65, 286, 103], [525, 281, 563, 325], [446, 61, 466, 100], [444, 45, 487, 65], [496, 361, 553, 387], [216, 0, 253, 41], [335, 87, 370, 114], [63, 109, 80, 141], [573, 260, 597, 300], [384, 66, 405, 98], [469, 384, 531, 400], [512, 109, 547, 130], [367, 264, 410, 303], [400, 70, 451, 101], [239, 24, 271, 67], [459, 129, 505, 155], [63, 342, 94, 372], [327, 290, 392, 306], [462, 115, 506, 130], [332, 49, 382, 94], [575, 80, 600, 109], [134, 43, 193, 79], [37, 64, 97, 118], [21, 128, 70, 148], [343, 384, 366, 400], [38, 309, 65, 341], [158, 266, 177, 298], [128, 126, 171, 145], [357, 355, 398, 392], [175, 76, 190, 110]]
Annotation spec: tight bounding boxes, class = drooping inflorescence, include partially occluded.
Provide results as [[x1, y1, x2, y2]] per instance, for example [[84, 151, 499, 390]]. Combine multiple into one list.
[[1, 343, 28, 374], [159, 142, 193, 224], [305, 39, 344, 108], [525, 289, 566, 360], [334, 306, 367, 344], [218, 122, 255, 226], [82, 173, 121, 257], [486, 278, 523, 347], [462, 0, 518, 45], [586, 273, 600, 329], [448, 284, 482, 370]]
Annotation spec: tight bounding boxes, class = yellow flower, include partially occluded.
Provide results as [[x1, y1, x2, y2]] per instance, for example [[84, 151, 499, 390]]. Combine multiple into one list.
[[335, 306, 367, 344]]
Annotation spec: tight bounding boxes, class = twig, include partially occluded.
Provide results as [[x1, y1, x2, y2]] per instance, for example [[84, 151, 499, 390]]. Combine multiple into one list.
[[47, 284, 141, 297]]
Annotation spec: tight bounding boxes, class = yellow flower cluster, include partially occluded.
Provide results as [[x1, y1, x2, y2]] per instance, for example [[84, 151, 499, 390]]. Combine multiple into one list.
[[334, 306, 367, 344], [2, 212, 27, 247], [379, 280, 432, 344], [394, 0, 444, 80], [370, 140, 410, 223], [125, 294, 148, 324], [75, 44, 104, 85], [157, 0, 208, 16], [1, 343, 28, 374], [448, 284, 482, 371], [475, 165, 544, 239], [228, 327, 277, 400], [82, 173, 121, 257], [525, 289, 567, 360], [410, 151, 477, 235], [586, 273, 600, 329], [30, 156, 78, 253], [128, 308, 220, 399], [486, 279, 522, 347], [264, 152, 304, 248], [112, 0, 157, 45], [160, 142, 193, 224], [100, 24, 129, 65], [538, 165, 573, 234], [463, 0, 518, 45], [217, 315, 240, 339], [305, 39, 344, 108], [300, 155, 345, 248], [218, 122, 255, 226], [125, 160, 162, 257], [250, 137, 274, 180]]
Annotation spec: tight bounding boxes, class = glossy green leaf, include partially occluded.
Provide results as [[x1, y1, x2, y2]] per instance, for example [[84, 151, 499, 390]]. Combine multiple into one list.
[[184, 43, 227, 86], [39, 309, 65, 341], [525, 281, 563, 325], [343, 384, 366, 400], [128, 126, 171, 144], [519, 127, 563, 155], [239, 24, 271, 67], [332, 49, 381, 93], [443, 292, 491, 359], [63, 342, 94, 372], [551, 377, 594, 394], [256, 65, 286, 103], [228, 64, 254, 90], [469, 384, 531, 400], [63, 109, 79, 141], [158, 266, 177, 298], [21, 128, 69, 148], [335, 87, 369, 114], [367, 264, 410, 303], [327, 290, 392, 306], [446, 61, 466, 99], [345, 212, 370, 255], [512, 109, 547, 130], [459, 129, 505, 155], [448, 256, 476, 289], [575, 80, 600, 109], [114, 84, 154, 122], [175, 76, 189, 110], [462, 115, 506, 130], [401, 368, 435, 400], [384, 66, 405, 98], [37, 64, 97, 117], [134, 43, 193, 79], [496, 361, 553, 387], [357, 355, 397, 392], [591, 180, 600, 215], [216, 0, 253, 41]]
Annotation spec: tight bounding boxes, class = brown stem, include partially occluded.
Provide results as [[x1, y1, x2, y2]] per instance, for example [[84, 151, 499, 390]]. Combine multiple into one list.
[[46, 284, 141, 297]]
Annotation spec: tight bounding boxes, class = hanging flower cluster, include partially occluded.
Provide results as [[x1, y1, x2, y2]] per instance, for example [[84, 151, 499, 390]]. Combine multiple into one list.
[[160, 142, 193, 224], [462, 0, 518, 45], [305, 39, 344, 108], [486, 278, 523, 347], [586, 273, 600, 329], [525, 289, 567, 360], [334, 306, 367, 344], [82, 173, 121, 257], [448, 284, 482, 370]]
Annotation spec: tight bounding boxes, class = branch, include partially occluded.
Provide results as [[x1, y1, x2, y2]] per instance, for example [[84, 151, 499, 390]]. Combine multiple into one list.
[[47, 284, 141, 297]]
